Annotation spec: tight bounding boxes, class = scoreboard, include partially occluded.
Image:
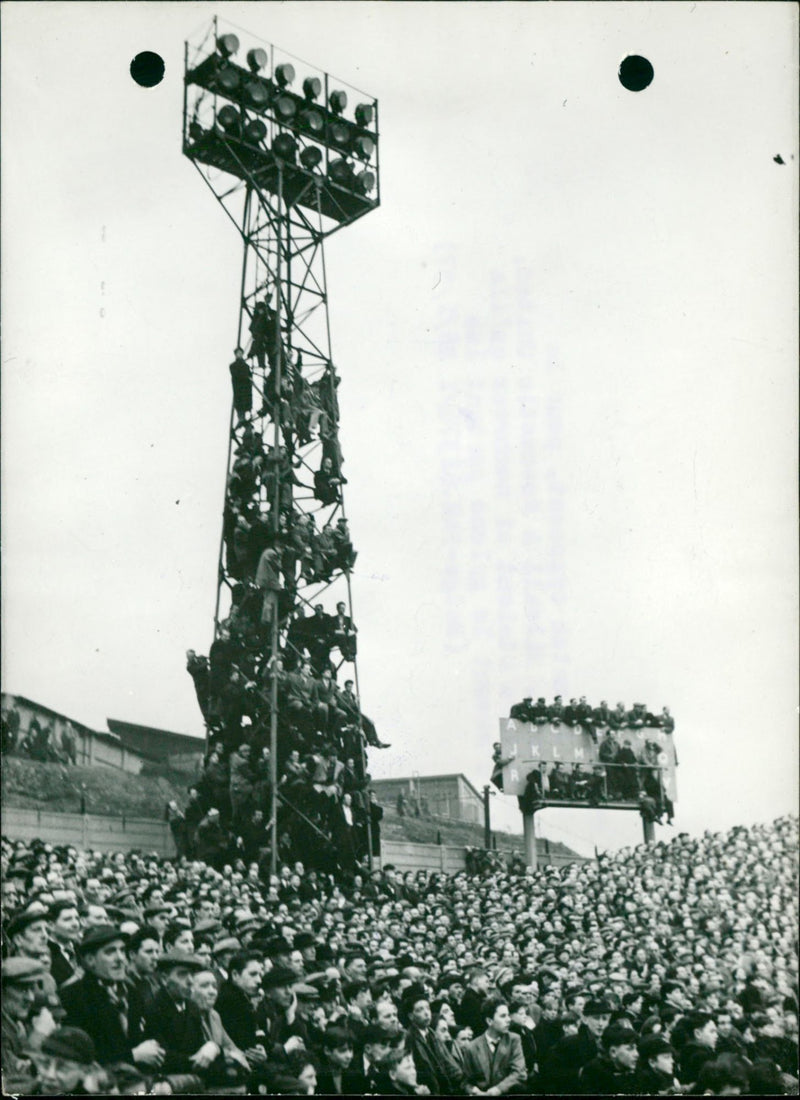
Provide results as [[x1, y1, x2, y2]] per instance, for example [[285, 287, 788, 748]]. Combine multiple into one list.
[[498, 717, 678, 803]]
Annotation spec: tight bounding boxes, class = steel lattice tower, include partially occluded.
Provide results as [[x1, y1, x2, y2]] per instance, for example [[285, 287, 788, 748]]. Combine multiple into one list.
[[183, 18, 381, 876]]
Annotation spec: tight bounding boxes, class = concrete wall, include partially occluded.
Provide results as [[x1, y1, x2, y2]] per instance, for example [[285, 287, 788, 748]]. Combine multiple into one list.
[[1, 808, 579, 871], [378, 840, 471, 874], [1, 807, 175, 857]]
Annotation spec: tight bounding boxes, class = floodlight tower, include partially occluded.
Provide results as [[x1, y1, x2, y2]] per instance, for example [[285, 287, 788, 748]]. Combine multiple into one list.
[[183, 17, 380, 876]]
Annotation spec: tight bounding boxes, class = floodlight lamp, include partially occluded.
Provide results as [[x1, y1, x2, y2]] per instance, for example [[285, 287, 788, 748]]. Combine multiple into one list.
[[273, 133, 298, 162], [329, 121, 351, 149], [246, 48, 268, 73], [329, 90, 348, 114], [303, 76, 322, 101], [275, 63, 296, 87], [353, 135, 375, 161], [300, 108, 324, 136], [217, 34, 240, 58], [217, 105, 241, 135], [274, 94, 297, 122], [355, 103, 374, 128], [243, 118, 267, 144], [300, 146, 323, 170], [216, 67, 240, 96], [328, 157, 354, 186], [244, 80, 270, 110], [355, 169, 376, 195]]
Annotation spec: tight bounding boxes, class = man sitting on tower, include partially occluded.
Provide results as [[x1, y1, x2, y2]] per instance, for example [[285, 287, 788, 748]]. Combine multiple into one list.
[[509, 697, 535, 722], [547, 762, 569, 799], [576, 696, 596, 741], [563, 698, 580, 726], [548, 696, 564, 725], [313, 455, 345, 506], [569, 763, 590, 801], [337, 680, 388, 749], [284, 659, 319, 734], [592, 699, 613, 729], [306, 604, 334, 673], [331, 601, 357, 661], [332, 518, 357, 572], [532, 697, 549, 724]]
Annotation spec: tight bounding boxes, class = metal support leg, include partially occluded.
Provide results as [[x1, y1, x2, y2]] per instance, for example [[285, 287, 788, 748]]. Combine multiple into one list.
[[523, 811, 538, 870]]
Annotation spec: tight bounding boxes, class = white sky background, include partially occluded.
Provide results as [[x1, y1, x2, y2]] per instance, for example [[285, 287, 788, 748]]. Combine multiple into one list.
[[2, 1, 797, 857]]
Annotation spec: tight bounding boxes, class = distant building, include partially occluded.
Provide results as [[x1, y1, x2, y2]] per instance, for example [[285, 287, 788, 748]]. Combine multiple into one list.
[[2, 693, 143, 774], [106, 719, 204, 775], [1, 693, 204, 777], [371, 773, 483, 824]]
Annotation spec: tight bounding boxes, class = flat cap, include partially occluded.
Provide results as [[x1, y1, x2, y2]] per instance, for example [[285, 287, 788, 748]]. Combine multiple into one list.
[[48, 899, 79, 921], [77, 924, 128, 955], [143, 903, 172, 918], [155, 950, 205, 972], [401, 982, 429, 1010], [110, 889, 138, 907], [584, 997, 613, 1017], [2, 956, 46, 985], [603, 1022, 639, 1048], [211, 937, 241, 957], [194, 919, 223, 936], [5, 910, 50, 940], [6, 864, 32, 879], [41, 1026, 97, 1065], [437, 973, 465, 989], [294, 932, 316, 950], [264, 936, 293, 958], [639, 1034, 674, 1058], [262, 964, 298, 990], [234, 912, 261, 931]]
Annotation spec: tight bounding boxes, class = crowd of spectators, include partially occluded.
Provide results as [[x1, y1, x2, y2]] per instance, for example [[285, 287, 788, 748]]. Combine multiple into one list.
[[507, 696, 675, 737], [2, 815, 797, 1094], [185, 308, 388, 874]]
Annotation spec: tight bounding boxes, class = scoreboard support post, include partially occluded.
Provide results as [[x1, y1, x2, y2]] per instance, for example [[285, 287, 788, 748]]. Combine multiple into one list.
[[523, 810, 538, 871]]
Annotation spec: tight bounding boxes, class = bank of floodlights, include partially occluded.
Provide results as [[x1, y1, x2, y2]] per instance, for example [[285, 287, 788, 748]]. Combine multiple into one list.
[[184, 27, 379, 223]]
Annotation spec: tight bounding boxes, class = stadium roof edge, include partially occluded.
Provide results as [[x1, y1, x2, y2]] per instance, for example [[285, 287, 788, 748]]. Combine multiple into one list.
[[106, 718, 205, 751]]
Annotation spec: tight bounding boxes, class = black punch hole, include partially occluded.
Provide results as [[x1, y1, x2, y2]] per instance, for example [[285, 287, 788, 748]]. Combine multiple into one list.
[[130, 51, 165, 88], [619, 55, 654, 92]]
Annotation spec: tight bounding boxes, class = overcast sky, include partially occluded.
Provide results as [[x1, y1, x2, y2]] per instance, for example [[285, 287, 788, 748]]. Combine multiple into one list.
[[2, 1, 797, 856]]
